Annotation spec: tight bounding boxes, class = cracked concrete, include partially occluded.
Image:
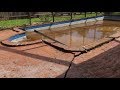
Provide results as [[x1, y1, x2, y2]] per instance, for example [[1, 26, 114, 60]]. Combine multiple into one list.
[[64, 53, 76, 78]]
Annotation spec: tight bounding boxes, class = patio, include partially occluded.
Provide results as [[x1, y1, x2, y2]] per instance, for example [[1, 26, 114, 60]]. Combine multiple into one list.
[[0, 29, 120, 78]]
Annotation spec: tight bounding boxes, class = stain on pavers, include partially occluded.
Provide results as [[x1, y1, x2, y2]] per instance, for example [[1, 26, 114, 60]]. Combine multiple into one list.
[[0, 43, 74, 78], [65, 41, 120, 78]]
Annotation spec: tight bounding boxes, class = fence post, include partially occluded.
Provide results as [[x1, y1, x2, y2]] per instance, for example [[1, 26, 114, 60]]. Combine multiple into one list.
[[28, 12, 32, 25], [70, 12, 72, 20], [52, 12, 55, 22], [69, 12, 72, 26], [96, 12, 97, 16], [85, 12, 86, 17]]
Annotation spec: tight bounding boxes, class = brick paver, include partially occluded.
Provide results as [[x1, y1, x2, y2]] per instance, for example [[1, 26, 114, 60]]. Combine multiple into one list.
[[66, 41, 120, 78], [0, 30, 18, 41], [0, 30, 74, 78], [1, 29, 120, 78]]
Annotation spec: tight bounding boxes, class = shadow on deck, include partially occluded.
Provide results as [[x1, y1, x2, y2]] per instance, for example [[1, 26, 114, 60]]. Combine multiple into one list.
[[57, 42, 120, 78]]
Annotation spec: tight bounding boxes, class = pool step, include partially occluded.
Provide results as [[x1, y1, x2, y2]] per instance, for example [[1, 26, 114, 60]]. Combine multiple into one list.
[[1, 39, 43, 47], [43, 40, 86, 53], [34, 30, 66, 46], [109, 31, 120, 38], [82, 38, 114, 51], [43, 37, 114, 53]]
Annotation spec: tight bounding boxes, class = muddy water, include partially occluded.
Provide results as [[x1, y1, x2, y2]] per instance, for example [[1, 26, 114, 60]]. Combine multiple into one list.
[[25, 20, 120, 48]]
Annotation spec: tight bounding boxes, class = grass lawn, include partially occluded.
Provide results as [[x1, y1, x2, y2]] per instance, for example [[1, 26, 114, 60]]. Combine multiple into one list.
[[111, 12, 120, 15], [0, 12, 103, 29]]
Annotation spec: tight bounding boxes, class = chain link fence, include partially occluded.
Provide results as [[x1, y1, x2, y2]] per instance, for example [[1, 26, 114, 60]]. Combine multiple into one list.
[[0, 12, 103, 30]]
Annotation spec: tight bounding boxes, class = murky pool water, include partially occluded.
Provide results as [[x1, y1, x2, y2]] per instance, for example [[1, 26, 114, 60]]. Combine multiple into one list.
[[25, 20, 120, 48]]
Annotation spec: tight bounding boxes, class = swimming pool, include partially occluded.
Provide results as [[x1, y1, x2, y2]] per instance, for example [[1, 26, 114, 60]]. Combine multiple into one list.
[[2, 16, 120, 52]]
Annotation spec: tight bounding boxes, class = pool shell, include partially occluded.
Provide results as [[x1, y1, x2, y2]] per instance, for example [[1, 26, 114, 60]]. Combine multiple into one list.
[[23, 16, 104, 31], [1, 16, 116, 52]]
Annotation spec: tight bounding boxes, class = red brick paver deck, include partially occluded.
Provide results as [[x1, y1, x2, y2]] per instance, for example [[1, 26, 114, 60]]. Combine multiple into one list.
[[0, 30, 18, 41], [0, 43, 75, 78], [0, 30, 74, 78], [1, 29, 120, 78], [66, 41, 120, 78]]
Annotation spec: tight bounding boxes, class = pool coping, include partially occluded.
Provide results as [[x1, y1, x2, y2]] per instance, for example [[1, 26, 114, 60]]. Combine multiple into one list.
[[42, 37, 115, 53], [1, 38, 43, 47], [1, 31, 43, 47]]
